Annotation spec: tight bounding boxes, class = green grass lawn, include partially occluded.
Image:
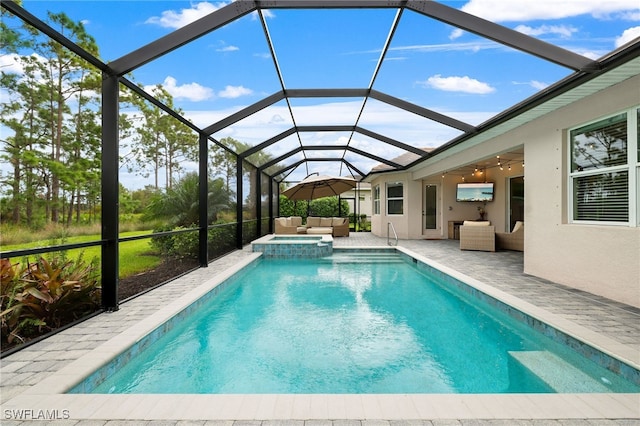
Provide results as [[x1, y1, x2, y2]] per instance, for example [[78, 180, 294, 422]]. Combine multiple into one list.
[[2, 231, 161, 279]]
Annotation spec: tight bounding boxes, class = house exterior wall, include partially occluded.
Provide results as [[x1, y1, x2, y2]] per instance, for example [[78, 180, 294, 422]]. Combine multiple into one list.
[[369, 172, 424, 239], [341, 185, 372, 219], [369, 75, 640, 307], [521, 75, 640, 308]]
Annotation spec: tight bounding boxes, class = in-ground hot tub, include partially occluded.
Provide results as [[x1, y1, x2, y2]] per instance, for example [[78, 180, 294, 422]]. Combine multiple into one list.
[[251, 234, 333, 258]]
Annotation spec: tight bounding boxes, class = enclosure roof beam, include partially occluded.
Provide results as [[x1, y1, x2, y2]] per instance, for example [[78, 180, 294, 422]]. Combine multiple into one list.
[[1, 1, 112, 74], [109, 1, 256, 75], [274, 157, 359, 177], [259, 144, 402, 173], [240, 123, 428, 162], [259, 147, 304, 171], [255, 0, 406, 8], [284, 88, 370, 98], [240, 128, 298, 159], [303, 145, 403, 169], [119, 78, 241, 158], [354, 127, 427, 157], [203, 91, 285, 135], [369, 90, 475, 133], [406, 0, 598, 72], [342, 160, 365, 178], [297, 125, 428, 158]]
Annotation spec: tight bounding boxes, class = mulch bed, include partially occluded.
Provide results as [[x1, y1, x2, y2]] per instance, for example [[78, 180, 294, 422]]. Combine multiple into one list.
[[118, 258, 200, 301]]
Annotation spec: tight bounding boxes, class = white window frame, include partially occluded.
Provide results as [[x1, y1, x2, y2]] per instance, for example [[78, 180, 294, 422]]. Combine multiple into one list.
[[386, 181, 404, 215], [568, 106, 639, 226], [373, 184, 380, 215]]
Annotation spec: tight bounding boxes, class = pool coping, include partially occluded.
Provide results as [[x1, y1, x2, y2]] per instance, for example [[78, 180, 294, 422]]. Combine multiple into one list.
[[1, 246, 639, 420]]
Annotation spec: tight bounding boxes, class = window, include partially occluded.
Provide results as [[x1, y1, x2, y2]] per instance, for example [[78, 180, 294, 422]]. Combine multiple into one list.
[[569, 107, 639, 225], [387, 182, 403, 215], [373, 184, 380, 215]]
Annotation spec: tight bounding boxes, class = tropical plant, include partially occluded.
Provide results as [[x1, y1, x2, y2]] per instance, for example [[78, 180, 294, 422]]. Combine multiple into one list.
[[0, 255, 101, 348], [145, 172, 232, 228]]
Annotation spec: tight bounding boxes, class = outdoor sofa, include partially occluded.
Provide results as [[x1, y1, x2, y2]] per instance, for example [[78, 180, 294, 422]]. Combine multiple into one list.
[[305, 216, 350, 237], [274, 216, 306, 234], [459, 220, 495, 252], [274, 216, 350, 237]]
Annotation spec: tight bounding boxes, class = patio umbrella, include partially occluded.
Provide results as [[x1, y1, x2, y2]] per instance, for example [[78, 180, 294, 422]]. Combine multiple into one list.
[[282, 174, 357, 201]]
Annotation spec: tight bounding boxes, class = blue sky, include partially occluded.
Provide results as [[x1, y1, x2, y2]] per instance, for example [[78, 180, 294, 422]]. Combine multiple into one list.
[[8, 1, 640, 186]]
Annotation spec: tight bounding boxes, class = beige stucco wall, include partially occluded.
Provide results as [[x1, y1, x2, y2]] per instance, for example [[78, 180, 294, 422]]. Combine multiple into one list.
[[521, 75, 640, 308], [368, 74, 640, 307], [369, 172, 433, 239]]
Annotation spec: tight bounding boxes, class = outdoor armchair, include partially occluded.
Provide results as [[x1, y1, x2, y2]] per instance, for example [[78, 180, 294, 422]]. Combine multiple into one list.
[[496, 221, 524, 251], [331, 217, 350, 237], [459, 221, 495, 252]]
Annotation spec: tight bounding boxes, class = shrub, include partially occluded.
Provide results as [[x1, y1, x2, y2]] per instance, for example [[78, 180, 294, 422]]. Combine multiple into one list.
[[1, 255, 101, 349], [150, 226, 199, 259], [150, 222, 238, 262]]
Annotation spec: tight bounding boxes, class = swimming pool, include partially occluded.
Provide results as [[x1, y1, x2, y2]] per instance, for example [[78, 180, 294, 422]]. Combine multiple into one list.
[[70, 249, 639, 394]]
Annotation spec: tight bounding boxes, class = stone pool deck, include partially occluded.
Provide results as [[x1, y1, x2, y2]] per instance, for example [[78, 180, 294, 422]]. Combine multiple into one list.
[[1, 233, 639, 424]]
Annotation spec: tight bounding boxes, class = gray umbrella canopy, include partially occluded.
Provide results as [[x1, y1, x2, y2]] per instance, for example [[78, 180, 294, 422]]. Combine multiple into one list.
[[282, 175, 357, 201]]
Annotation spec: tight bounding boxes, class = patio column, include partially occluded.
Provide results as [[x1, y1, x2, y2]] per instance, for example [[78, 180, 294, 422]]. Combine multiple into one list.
[[268, 175, 275, 234], [101, 73, 119, 311], [198, 132, 208, 267], [256, 170, 262, 236], [236, 155, 243, 249]]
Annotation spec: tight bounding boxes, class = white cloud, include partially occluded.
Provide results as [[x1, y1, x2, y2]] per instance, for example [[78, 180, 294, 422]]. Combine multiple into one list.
[[145, 76, 214, 102], [253, 9, 275, 20], [146, 2, 275, 29], [459, 0, 640, 22], [0, 53, 51, 76], [388, 40, 499, 54], [615, 26, 640, 47], [515, 24, 578, 38], [529, 80, 549, 90], [513, 80, 549, 90], [217, 45, 239, 52], [146, 2, 229, 29], [620, 10, 640, 20], [218, 85, 253, 98], [450, 28, 465, 40], [420, 75, 496, 95], [0, 53, 26, 74]]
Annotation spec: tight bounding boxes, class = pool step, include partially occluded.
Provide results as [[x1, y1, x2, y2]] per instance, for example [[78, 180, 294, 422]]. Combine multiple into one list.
[[508, 351, 610, 392], [322, 252, 405, 264]]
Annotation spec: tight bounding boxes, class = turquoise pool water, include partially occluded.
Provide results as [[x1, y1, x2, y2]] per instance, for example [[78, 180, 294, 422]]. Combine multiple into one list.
[[83, 252, 639, 394]]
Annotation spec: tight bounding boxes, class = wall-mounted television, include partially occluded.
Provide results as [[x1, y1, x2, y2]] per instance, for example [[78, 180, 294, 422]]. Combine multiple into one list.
[[456, 182, 494, 202]]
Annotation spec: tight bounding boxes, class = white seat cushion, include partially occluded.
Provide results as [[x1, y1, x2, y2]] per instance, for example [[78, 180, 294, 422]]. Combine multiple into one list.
[[463, 220, 491, 226]]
